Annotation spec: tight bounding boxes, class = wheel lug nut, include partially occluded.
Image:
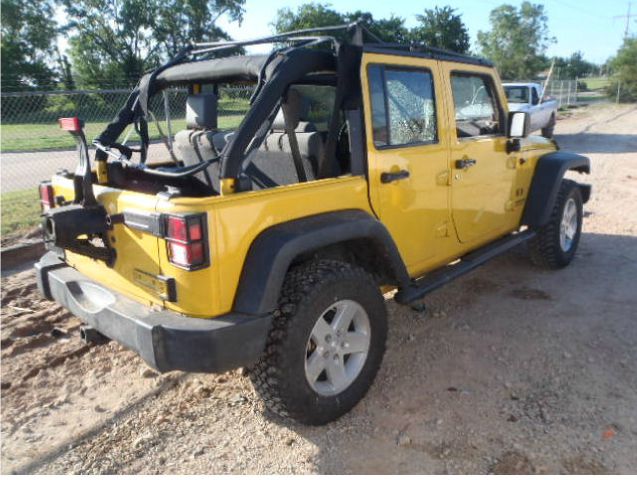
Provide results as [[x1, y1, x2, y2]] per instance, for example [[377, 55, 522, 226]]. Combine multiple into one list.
[[325, 334, 332, 343]]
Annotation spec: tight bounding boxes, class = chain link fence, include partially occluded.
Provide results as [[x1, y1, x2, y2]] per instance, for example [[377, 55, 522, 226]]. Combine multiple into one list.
[[0, 87, 251, 238], [0, 79, 606, 238]]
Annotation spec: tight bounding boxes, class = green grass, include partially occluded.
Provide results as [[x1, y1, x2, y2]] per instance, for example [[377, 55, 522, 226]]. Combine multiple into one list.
[[581, 76, 611, 91], [1, 188, 41, 237], [0, 97, 249, 153], [0, 114, 244, 153]]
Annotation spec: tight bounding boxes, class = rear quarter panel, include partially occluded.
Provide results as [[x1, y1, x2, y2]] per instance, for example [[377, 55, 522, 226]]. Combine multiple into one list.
[[157, 176, 373, 317]]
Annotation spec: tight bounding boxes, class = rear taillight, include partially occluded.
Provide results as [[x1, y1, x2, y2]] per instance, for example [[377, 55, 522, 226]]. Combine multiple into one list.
[[58, 117, 83, 133], [164, 214, 208, 270], [39, 183, 55, 211]]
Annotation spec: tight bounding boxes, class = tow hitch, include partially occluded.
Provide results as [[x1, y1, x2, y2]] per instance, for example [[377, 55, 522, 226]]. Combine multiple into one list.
[[41, 117, 114, 264]]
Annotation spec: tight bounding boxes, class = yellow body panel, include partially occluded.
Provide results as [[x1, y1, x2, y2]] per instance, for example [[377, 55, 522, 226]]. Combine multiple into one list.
[[51, 52, 557, 319], [439, 61, 521, 243], [361, 53, 453, 276], [53, 177, 162, 307], [158, 177, 372, 316]]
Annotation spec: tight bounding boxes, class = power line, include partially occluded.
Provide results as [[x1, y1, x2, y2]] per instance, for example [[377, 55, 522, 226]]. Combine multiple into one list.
[[551, 0, 605, 19], [613, 2, 637, 38]]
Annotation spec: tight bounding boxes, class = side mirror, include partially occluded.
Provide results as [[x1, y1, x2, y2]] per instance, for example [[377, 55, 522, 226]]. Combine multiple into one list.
[[507, 111, 530, 138]]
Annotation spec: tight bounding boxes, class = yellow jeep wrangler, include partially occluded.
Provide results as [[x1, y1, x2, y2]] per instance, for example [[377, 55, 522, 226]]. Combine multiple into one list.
[[36, 23, 591, 425]]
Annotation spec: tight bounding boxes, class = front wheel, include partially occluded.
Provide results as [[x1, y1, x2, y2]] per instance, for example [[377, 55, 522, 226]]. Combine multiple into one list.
[[529, 179, 583, 269], [249, 259, 387, 425], [541, 114, 556, 138]]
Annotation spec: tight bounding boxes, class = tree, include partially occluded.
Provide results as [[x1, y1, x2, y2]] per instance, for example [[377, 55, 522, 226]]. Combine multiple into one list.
[[344, 11, 409, 44], [553, 52, 597, 79], [607, 37, 637, 102], [153, 0, 245, 58], [273, 3, 408, 43], [0, 0, 59, 91], [62, 0, 161, 88], [63, 0, 245, 88], [272, 3, 344, 33], [411, 6, 470, 54], [477, 2, 554, 79]]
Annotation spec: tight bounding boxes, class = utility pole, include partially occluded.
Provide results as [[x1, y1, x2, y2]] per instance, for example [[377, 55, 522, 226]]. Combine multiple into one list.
[[613, 2, 637, 38]]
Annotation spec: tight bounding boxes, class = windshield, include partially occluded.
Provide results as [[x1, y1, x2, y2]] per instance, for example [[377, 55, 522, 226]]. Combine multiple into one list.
[[504, 86, 529, 104]]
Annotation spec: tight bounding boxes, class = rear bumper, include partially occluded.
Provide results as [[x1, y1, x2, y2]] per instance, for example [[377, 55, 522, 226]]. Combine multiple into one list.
[[35, 252, 271, 373]]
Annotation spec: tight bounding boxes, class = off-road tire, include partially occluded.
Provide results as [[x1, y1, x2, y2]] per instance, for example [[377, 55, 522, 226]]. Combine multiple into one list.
[[249, 259, 387, 425], [541, 114, 556, 138], [528, 179, 583, 269]]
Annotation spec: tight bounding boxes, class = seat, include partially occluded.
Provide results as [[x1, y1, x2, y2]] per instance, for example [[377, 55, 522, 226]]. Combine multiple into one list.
[[173, 93, 232, 190], [244, 88, 326, 189], [174, 88, 327, 192], [259, 89, 324, 176]]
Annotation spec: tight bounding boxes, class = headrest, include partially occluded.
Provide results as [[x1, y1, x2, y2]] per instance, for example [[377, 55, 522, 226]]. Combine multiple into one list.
[[186, 93, 218, 129], [271, 89, 311, 132]]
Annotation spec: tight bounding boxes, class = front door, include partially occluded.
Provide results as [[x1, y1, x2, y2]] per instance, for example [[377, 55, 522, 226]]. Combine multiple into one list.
[[441, 65, 519, 244], [362, 54, 450, 274]]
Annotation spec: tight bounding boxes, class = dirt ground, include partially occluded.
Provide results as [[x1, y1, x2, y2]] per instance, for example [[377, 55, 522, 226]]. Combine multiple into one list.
[[1, 103, 636, 474]]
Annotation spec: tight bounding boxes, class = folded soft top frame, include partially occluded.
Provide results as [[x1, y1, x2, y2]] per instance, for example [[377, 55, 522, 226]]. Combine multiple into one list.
[[93, 20, 492, 189]]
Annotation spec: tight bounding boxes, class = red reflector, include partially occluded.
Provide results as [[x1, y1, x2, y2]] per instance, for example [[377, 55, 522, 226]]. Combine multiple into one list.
[[39, 184, 55, 210], [166, 216, 188, 242], [58, 117, 83, 132]]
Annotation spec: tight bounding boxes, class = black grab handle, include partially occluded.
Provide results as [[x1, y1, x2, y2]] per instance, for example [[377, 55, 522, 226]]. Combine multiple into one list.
[[381, 170, 410, 183]]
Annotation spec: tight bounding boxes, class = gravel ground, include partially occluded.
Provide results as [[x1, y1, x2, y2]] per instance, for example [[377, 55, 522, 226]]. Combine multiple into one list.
[[1, 103, 636, 474]]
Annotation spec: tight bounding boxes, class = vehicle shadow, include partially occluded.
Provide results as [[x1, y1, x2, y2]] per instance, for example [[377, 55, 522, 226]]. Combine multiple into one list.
[[278, 232, 637, 474], [555, 133, 637, 154]]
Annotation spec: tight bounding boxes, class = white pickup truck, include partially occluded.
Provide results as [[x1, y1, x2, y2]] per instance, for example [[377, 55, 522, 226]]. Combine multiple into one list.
[[503, 82, 558, 138]]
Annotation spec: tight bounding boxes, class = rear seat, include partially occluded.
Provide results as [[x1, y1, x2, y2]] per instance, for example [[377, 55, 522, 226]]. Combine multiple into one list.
[[174, 88, 326, 192], [257, 89, 325, 178], [173, 92, 233, 188]]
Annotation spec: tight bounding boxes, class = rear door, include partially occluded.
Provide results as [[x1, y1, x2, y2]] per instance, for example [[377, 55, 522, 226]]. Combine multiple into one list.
[[441, 64, 521, 244], [58, 181, 164, 306], [361, 53, 450, 274]]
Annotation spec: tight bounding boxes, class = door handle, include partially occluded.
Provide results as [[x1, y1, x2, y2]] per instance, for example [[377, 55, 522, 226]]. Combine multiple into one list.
[[455, 158, 477, 169], [381, 170, 410, 183]]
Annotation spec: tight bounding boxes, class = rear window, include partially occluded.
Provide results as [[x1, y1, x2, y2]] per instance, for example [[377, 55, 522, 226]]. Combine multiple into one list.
[[504, 86, 529, 104]]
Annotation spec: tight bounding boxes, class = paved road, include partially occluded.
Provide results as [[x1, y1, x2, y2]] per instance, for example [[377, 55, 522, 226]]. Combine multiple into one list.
[[1, 143, 171, 193]]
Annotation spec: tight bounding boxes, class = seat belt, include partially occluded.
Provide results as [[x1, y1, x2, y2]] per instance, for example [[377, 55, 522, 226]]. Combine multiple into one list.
[[281, 100, 308, 183]]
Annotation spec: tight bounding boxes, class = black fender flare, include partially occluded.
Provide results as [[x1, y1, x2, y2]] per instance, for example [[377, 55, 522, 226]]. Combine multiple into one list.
[[521, 151, 591, 228], [232, 209, 410, 316]]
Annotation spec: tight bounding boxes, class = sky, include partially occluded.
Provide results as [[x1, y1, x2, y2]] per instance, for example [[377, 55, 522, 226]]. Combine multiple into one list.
[[214, 0, 635, 64]]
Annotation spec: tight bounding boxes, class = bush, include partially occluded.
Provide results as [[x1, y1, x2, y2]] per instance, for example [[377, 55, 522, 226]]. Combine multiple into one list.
[[606, 37, 637, 102]]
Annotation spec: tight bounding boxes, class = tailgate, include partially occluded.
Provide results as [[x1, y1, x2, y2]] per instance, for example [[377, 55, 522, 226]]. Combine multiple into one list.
[[51, 176, 164, 307]]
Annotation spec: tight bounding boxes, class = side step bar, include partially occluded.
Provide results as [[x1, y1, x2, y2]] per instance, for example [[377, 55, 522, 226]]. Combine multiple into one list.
[[394, 230, 536, 305]]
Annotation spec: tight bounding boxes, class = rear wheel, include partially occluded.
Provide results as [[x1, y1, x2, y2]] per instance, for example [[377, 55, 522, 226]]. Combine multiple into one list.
[[249, 259, 387, 425], [529, 179, 583, 269]]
